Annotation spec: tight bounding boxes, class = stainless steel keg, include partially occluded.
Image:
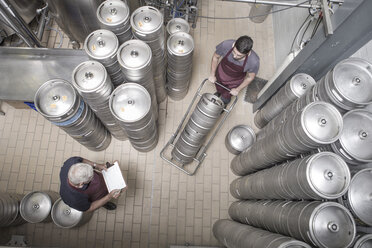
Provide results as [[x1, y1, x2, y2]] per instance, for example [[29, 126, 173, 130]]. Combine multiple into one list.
[[330, 109, 372, 165], [338, 168, 372, 226], [230, 152, 350, 200], [34, 79, 111, 151], [351, 233, 372, 248], [131, 6, 167, 103], [96, 0, 132, 44], [225, 125, 256, 155], [166, 32, 194, 100], [231, 101, 343, 176], [213, 219, 311, 248], [229, 200, 356, 248], [72, 60, 127, 141], [171, 93, 224, 164], [166, 18, 190, 37], [109, 83, 158, 152], [84, 29, 125, 87], [254, 73, 316, 129], [20, 191, 59, 223], [117, 39, 159, 120], [51, 198, 93, 228], [0, 192, 25, 227]]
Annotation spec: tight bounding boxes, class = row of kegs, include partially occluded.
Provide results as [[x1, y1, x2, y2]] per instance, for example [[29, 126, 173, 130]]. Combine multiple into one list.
[[0, 191, 92, 229]]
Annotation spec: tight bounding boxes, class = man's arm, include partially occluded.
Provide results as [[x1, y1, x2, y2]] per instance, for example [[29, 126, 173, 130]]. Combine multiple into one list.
[[81, 158, 107, 171], [208, 52, 221, 82], [86, 189, 121, 212], [230, 72, 256, 96]]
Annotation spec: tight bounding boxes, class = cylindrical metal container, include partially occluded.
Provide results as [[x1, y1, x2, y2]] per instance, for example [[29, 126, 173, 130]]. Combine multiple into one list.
[[166, 18, 190, 37], [351, 233, 372, 248], [225, 125, 256, 155], [34, 79, 111, 151], [330, 109, 372, 165], [231, 101, 343, 176], [0, 192, 25, 227], [230, 152, 350, 200], [213, 219, 311, 248], [96, 0, 132, 44], [84, 29, 125, 87], [117, 39, 158, 120], [166, 32, 194, 100], [171, 93, 224, 164], [20, 191, 59, 223], [72, 60, 127, 141], [110, 83, 158, 152], [338, 168, 372, 226], [229, 200, 356, 248], [254, 73, 316, 129], [45, 0, 105, 43], [131, 6, 167, 103], [249, 4, 273, 23], [51, 198, 93, 228]]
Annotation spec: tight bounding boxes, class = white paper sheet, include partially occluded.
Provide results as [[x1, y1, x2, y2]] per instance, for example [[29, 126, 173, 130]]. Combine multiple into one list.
[[102, 161, 126, 192]]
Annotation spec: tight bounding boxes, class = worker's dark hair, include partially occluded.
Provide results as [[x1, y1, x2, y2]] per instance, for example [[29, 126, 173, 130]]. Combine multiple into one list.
[[235, 36, 253, 54]]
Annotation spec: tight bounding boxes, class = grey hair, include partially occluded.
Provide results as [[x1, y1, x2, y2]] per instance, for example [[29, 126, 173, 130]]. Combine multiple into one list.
[[68, 163, 94, 185]]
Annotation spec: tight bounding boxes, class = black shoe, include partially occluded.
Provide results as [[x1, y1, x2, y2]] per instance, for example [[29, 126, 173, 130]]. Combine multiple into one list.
[[103, 202, 117, 210], [214, 92, 221, 97]]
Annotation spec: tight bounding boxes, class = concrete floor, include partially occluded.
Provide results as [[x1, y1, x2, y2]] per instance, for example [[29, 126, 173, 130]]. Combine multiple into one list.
[[0, 1, 275, 247]]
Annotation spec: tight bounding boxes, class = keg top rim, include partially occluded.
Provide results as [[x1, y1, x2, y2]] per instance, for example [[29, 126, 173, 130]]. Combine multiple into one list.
[[352, 234, 372, 247], [84, 29, 119, 59], [117, 40, 152, 70], [72, 61, 108, 92], [289, 73, 316, 98], [166, 18, 190, 35], [20, 191, 53, 223], [167, 32, 194, 56], [97, 0, 130, 26], [51, 198, 83, 228], [226, 125, 256, 153], [130, 6, 163, 34]]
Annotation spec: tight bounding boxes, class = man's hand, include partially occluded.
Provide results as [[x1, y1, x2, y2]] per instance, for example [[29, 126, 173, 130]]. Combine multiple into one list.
[[208, 75, 216, 83], [230, 88, 239, 96], [109, 189, 121, 199], [95, 163, 107, 171]]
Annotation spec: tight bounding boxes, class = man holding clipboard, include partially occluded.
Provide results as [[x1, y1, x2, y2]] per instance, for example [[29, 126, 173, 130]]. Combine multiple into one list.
[[59, 157, 126, 212]]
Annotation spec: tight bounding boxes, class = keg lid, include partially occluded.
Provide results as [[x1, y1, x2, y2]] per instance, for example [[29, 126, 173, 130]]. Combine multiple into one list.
[[110, 83, 151, 122], [290, 73, 316, 98], [352, 234, 372, 248], [306, 152, 350, 199], [332, 58, 372, 105], [34, 79, 77, 118], [130, 6, 163, 34], [166, 18, 190, 35], [84, 29, 118, 59], [301, 101, 343, 144], [227, 125, 256, 153], [97, 0, 130, 26], [72, 61, 108, 92], [20, 192, 52, 223], [51, 198, 83, 228], [339, 110, 372, 162], [347, 168, 372, 226], [117, 40, 152, 70], [310, 202, 355, 248], [167, 32, 194, 56]]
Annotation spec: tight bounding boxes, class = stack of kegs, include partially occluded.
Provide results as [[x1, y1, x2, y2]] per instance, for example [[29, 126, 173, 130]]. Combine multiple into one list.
[[166, 18, 190, 38], [117, 39, 158, 120], [72, 61, 127, 141], [110, 83, 158, 152], [20, 191, 59, 223], [213, 219, 311, 248], [231, 101, 343, 176], [84, 29, 124, 88], [131, 6, 167, 103], [229, 200, 356, 248], [254, 73, 315, 128], [171, 93, 224, 164], [96, 0, 132, 44], [51, 198, 93, 228], [0, 192, 25, 227], [230, 152, 350, 200], [34, 79, 111, 151], [166, 32, 194, 100]]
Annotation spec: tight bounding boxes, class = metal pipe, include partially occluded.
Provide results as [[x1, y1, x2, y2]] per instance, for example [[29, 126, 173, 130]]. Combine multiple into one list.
[[223, 0, 316, 9], [36, 6, 48, 41], [0, 0, 42, 47]]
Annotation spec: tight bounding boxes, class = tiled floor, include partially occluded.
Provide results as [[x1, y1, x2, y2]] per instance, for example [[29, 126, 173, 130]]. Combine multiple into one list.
[[0, 1, 275, 247]]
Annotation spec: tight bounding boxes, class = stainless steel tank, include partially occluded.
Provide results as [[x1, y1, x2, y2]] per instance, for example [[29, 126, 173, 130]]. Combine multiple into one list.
[[20, 191, 59, 223], [213, 219, 311, 248], [45, 0, 105, 43], [225, 125, 256, 155], [229, 200, 356, 248], [0, 192, 25, 227], [72, 60, 127, 141], [51, 198, 93, 228], [230, 152, 350, 200], [96, 0, 132, 44], [109, 83, 158, 152], [34, 79, 111, 151]]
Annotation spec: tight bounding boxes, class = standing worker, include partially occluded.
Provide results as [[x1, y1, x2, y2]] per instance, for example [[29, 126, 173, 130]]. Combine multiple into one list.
[[59, 156, 122, 212], [208, 35, 260, 105]]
